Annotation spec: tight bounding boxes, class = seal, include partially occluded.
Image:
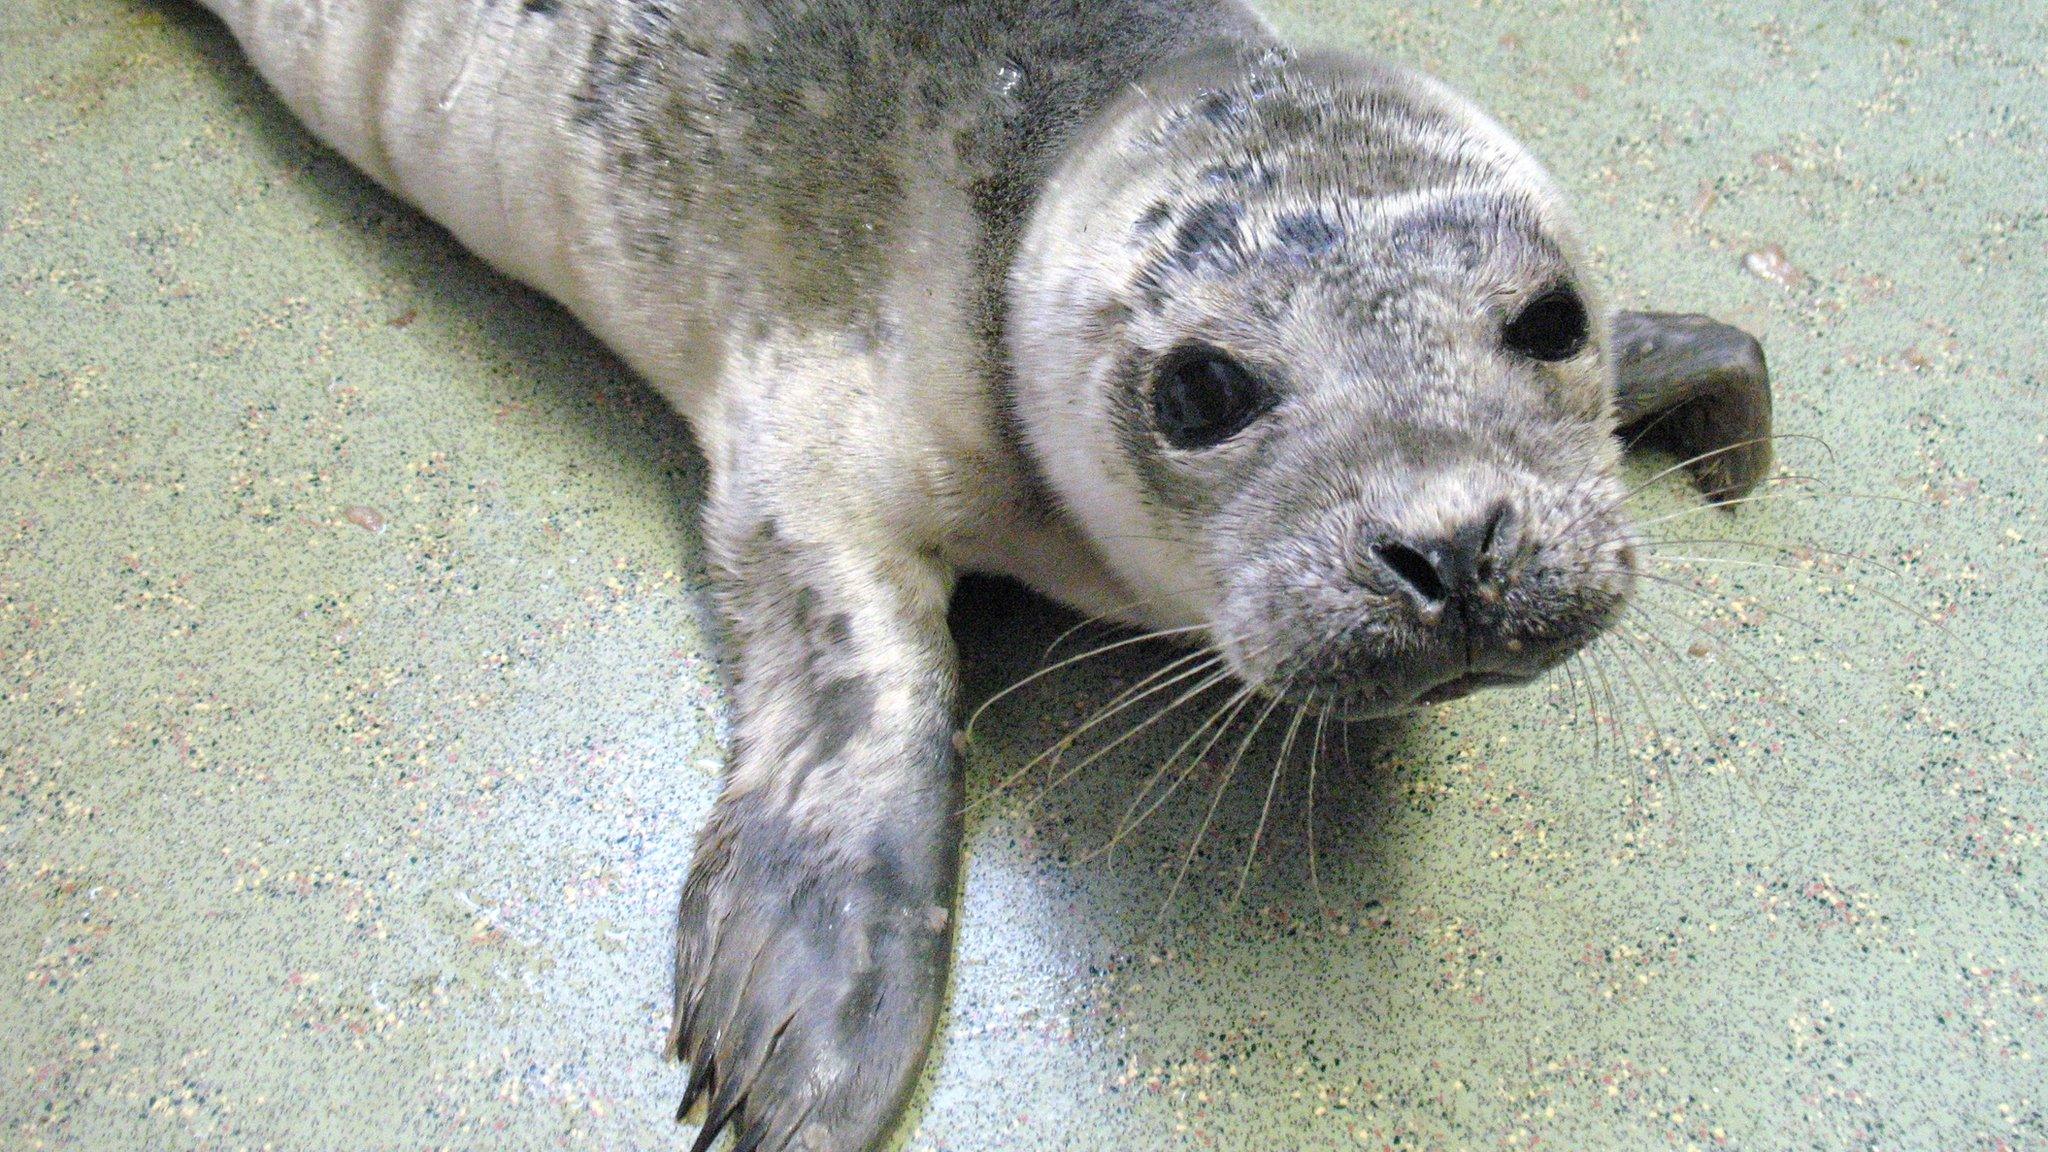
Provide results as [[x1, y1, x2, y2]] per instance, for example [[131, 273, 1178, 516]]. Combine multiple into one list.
[[193, 1, 1773, 1148]]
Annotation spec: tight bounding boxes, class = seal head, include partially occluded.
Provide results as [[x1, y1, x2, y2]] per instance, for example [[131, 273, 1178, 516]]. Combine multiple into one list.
[[1011, 48, 1638, 717]]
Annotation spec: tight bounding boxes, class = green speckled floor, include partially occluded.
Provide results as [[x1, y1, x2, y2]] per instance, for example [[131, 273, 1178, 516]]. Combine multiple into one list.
[[3, 1, 2044, 1149]]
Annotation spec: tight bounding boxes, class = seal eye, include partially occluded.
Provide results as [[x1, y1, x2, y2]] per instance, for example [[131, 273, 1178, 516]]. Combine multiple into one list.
[[1502, 287, 1590, 362], [1152, 347, 1272, 449]]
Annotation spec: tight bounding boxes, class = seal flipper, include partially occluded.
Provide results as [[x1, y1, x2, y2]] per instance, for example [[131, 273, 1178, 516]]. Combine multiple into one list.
[[1609, 310, 1774, 503], [672, 503, 961, 1152]]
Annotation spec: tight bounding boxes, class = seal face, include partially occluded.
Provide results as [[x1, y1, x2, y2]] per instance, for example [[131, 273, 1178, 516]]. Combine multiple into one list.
[[1010, 50, 1639, 718], [196, 3, 1772, 1150]]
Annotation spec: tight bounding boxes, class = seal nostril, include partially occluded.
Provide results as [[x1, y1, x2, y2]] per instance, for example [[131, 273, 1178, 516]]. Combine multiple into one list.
[[1478, 503, 1507, 558], [1475, 501, 1516, 576], [1374, 540, 1449, 606]]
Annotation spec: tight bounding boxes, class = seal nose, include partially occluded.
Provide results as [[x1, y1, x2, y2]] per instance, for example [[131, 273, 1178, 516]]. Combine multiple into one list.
[[1369, 503, 1510, 616]]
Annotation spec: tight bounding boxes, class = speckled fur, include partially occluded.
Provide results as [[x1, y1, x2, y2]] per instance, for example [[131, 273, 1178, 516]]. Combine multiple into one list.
[[194, 1, 1771, 1149]]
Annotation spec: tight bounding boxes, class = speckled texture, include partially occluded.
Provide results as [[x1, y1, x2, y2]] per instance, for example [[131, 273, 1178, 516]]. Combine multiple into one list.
[[3, 1, 2043, 1149]]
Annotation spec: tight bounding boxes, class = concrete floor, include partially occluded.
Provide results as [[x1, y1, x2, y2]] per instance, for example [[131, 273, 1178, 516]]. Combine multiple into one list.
[[3, 1, 2044, 1149]]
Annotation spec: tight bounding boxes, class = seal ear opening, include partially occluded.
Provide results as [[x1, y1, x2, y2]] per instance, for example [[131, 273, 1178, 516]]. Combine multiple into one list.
[[1502, 286, 1590, 362]]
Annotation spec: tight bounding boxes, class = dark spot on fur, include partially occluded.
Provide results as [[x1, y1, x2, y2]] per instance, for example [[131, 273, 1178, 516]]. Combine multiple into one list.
[[1274, 210, 1343, 255], [1169, 200, 1243, 271], [838, 964, 886, 1031], [567, 27, 611, 127], [1196, 88, 1249, 126], [1134, 200, 1173, 234], [1086, 298, 1134, 342], [521, 0, 558, 14], [1200, 160, 1266, 187], [825, 612, 853, 646], [1130, 261, 1170, 312], [805, 676, 877, 774], [1256, 95, 1318, 137]]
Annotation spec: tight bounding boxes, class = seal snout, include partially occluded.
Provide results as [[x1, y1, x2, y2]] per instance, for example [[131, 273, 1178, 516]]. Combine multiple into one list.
[[1365, 500, 1514, 624], [1227, 463, 1633, 719], [1355, 496, 1551, 707]]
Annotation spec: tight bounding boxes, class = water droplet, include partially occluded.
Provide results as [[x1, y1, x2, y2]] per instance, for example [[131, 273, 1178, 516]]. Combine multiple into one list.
[[436, 64, 475, 112], [995, 59, 1025, 98], [436, 22, 488, 112]]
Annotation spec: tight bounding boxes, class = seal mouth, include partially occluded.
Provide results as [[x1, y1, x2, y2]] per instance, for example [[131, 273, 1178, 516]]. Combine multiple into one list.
[[1287, 667, 1547, 721], [1411, 669, 1540, 706]]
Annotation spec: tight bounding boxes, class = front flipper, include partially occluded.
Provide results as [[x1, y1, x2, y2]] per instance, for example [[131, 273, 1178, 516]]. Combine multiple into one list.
[[671, 509, 960, 1152], [1610, 310, 1774, 502]]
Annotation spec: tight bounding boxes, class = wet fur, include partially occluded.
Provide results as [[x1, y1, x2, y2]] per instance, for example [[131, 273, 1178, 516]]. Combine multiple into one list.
[[192, 2, 1771, 1149]]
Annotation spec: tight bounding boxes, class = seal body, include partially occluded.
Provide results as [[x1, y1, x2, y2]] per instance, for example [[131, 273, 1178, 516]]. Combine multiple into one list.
[[195, 2, 1772, 1149], [198, 0, 1274, 618]]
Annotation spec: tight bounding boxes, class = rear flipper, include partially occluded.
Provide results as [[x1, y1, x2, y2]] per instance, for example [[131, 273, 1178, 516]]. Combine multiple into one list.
[[1610, 311, 1774, 503]]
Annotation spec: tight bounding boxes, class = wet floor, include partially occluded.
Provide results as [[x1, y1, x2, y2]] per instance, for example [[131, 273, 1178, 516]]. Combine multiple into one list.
[[3, 1, 2043, 1148]]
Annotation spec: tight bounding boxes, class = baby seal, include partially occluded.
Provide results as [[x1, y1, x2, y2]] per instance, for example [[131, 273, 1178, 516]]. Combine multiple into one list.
[[195, 0, 1772, 1148]]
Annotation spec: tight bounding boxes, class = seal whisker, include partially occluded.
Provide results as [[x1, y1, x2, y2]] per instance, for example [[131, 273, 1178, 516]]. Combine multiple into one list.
[[1601, 620, 1703, 832], [1621, 591, 1868, 775], [1641, 553, 1961, 640], [1570, 649, 1635, 791], [1621, 550, 2008, 706], [1617, 609, 1723, 754], [1599, 564, 1921, 667], [1304, 701, 1332, 915], [1599, 472, 1833, 540], [1614, 484, 1927, 541], [1639, 536, 1970, 632], [1089, 677, 1266, 864], [1588, 605, 1866, 874], [1551, 432, 1791, 550], [1157, 686, 1291, 929], [1231, 693, 1313, 911], [1579, 647, 1637, 787], [1593, 635, 1694, 852], [1042, 614, 1122, 661], [1592, 628, 1672, 767], [1572, 651, 1620, 780], [1639, 535, 1934, 611], [1566, 652, 1613, 771], [975, 650, 1227, 811], [1556, 655, 1601, 772], [1091, 637, 1298, 864], [1621, 570, 1833, 701], [964, 623, 1210, 742], [1036, 610, 1142, 663], [1629, 602, 1797, 857], [1039, 645, 1222, 750], [1039, 582, 1235, 659], [1587, 433, 1835, 525], [1608, 602, 1799, 860], [1016, 663, 1238, 817], [1616, 397, 1694, 457], [1640, 537, 1907, 580]]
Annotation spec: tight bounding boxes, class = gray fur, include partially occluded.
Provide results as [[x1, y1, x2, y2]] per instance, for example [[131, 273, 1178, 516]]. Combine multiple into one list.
[[194, 1, 1771, 1149]]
